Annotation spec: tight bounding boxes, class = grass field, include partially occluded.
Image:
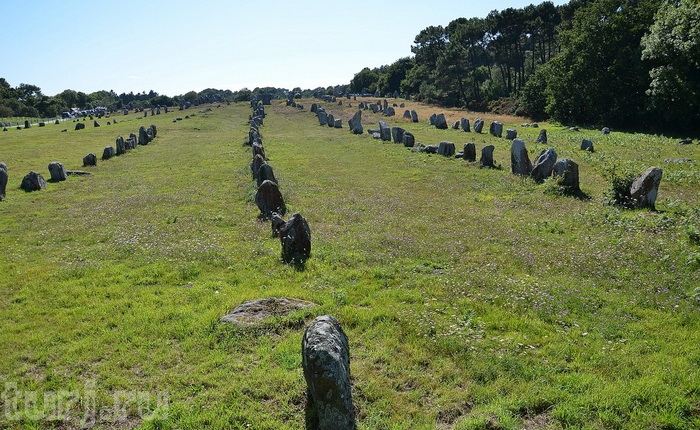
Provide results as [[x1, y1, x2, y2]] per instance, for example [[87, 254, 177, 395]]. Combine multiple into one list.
[[0, 99, 699, 429]]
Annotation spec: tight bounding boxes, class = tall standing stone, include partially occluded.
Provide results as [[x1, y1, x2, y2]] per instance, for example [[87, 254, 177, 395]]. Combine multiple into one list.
[[317, 110, 328, 126], [279, 213, 312, 264], [473, 119, 484, 133], [302, 315, 354, 430], [461, 118, 470, 132], [379, 121, 391, 141], [429, 113, 437, 126], [531, 148, 558, 183], [257, 163, 278, 187], [48, 162, 68, 182], [115, 136, 126, 155], [327, 114, 335, 128], [255, 180, 286, 219], [391, 127, 405, 144], [410, 110, 418, 123], [630, 167, 663, 209], [349, 110, 363, 135], [434, 113, 448, 129], [0, 162, 7, 201], [510, 139, 532, 176], [403, 110, 411, 119], [251, 154, 266, 181], [463, 143, 476, 162], [138, 126, 150, 145], [480, 145, 495, 168]]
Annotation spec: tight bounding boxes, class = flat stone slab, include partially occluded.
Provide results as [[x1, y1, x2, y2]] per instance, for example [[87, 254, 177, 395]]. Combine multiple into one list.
[[220, 297, 317, 326], [664, 158, 693, 163]]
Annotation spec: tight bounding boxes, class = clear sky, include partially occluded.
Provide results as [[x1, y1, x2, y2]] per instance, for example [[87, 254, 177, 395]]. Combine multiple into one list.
[[1, 0, 568, 97]]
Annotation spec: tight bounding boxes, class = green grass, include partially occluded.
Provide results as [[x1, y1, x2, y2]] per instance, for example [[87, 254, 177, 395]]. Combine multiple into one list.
[[1, 100, 699, 429]]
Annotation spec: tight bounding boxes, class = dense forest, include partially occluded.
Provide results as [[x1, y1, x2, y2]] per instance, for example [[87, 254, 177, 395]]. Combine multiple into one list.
[[2, 0, 698, 134], [350, 0, 699, 133]]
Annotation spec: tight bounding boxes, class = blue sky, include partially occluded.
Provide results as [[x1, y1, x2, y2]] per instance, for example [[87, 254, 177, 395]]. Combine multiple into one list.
[[2, 0, 568, 97]]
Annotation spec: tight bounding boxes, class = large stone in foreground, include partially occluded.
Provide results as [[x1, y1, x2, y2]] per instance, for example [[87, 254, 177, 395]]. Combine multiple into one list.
[[463, 143, 476, 162], [255, 180, 286, 219], [480, 145, 495, 168], [21, 171, 47, 192], [303, 315, 354, 430], [552, 158, 581, 194], [83, 153, 97, 167], [629, 167, 662, 209]]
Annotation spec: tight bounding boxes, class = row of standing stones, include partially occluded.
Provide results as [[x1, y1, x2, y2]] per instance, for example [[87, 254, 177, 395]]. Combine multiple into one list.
[[308, 100, 664, 210], [244, 100, 353, 429], [0, 125, 158, 199]]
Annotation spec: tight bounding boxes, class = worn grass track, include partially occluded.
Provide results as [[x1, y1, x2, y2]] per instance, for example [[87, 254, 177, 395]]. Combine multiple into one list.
[[0, 100, 699, 429]]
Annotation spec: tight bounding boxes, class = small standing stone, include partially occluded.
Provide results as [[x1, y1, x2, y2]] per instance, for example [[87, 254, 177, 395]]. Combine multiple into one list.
[[473, 119, 484, 133], [489, 121, 503, 138], [461, 118, 470, 132], [505, 129, 517, 140], [434, 113, 448, 130], [279, 213, 312, 264], [48, 162, 68, 182], [536, 129, 547, 144], [20, 171, 47, 192], [510, 139, 532, 176], [531, 148, 558, 183], [83, 153, 97, 167], [102, 146, 115, 160], [438, 141, 456, 156], [552, 158, 581, 194], [629, 167, 663, 209], [581, 139, 594, 152], [480, 145, 495, 168], [402, 132, 415, 148]]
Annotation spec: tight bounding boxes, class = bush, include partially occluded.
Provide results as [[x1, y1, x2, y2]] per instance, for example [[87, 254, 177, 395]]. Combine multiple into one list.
[[603, 166, 637, 208]]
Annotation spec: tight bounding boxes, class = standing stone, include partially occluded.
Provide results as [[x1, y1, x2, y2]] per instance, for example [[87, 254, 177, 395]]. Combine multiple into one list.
[[379, 121, 391, 141], [510, 139, 532, 176], [403, 110, 411, 119], [581, 139, 594, 152], [24, 120, 30, 129], [489, 121, 503, 138], [251, 154, 266, 181], [20, 171, 47, 192], [334, 119, 342, 128], [279, 213, 312, 264], [317, 110, 328, 126], [349, 110, 363, 134], [463, 143, 476, 162], [75, 122, 85, 130], [411, 110, 418, 123], [505, 129, 517, 140], [102, 146, 115, 160], [438, 141, 456, 156], [94, 121, 100, 127], [0, 162, 7, 201], [83, 153, 97, 167], [552, 158, 581, 194], [480, 145, 495, 168], [391, 127, 405, 144], [115, 136, 126, 155], [327, 114, 335, 128], [129, 133, 138, 149], [150, 124, 158, 138], [402, 132, 415, 148], [473, 119, 484, 133], [629, 167, 663, 209], [311, 103, 318, 113], [434, 113, 448, 130], [536, 129, 548, 144], [252, 142, 266, 161], [384, 107, 395, 117], [429, 113, 437, 126], [257, 163, 278, 187], [370, 104, 379, 113], [48, 162, 68, 182], [602, 127, 611, 135], [302, 315, 354, 430], [531, 148, 558, 183], [461, 118, 470, 132], [255, 180, 286, 218], [138, 126, 150, 145], [452, 120, 460, 130]]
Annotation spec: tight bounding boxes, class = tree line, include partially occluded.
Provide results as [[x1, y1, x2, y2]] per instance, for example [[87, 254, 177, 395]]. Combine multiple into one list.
[[350, 0, 700, 134]]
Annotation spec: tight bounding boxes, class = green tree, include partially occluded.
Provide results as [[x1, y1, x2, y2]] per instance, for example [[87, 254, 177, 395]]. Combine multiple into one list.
[[641, 0, 700, 132], [350, 67, 379, 94], [543, 0, 661, 127]]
